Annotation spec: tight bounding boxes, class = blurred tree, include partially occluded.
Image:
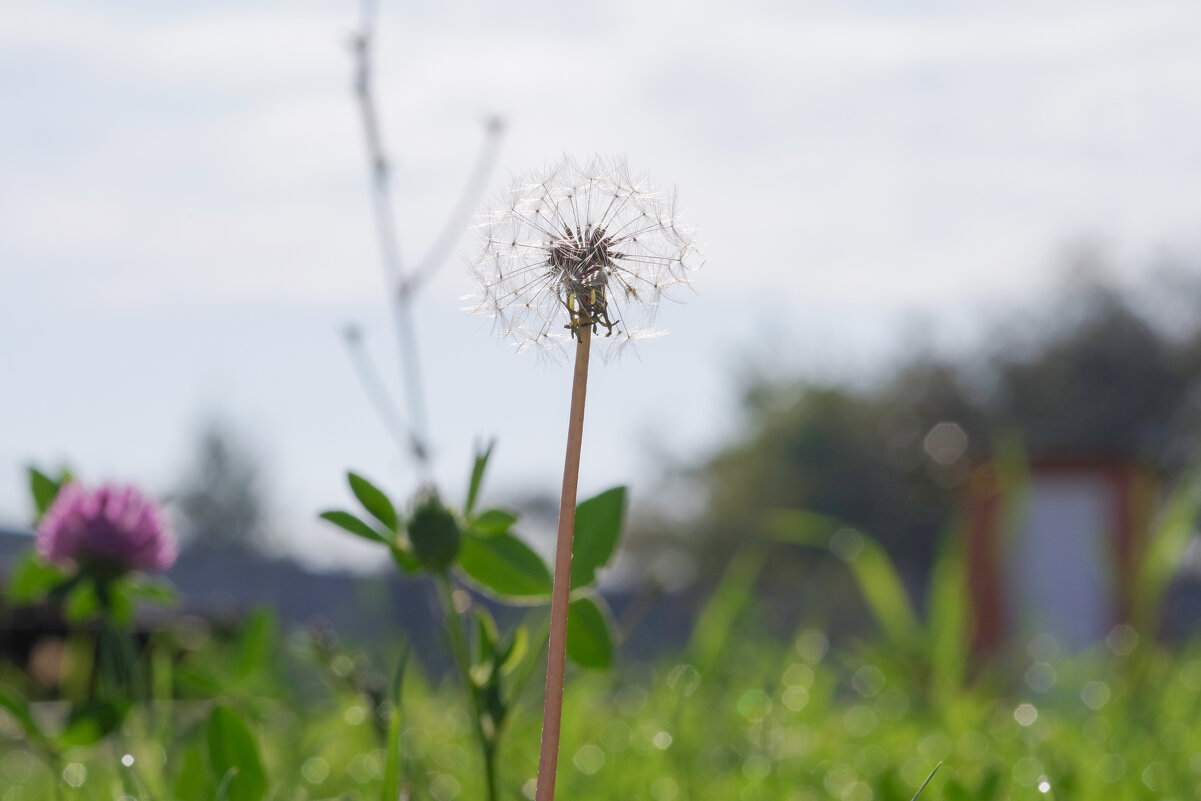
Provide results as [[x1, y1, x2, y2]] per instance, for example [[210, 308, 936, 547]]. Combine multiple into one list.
[[701, 362, 983, 578], [688, 260, 1201, 624], [175, 419, 271, 553], [993, 279, 1190, 463]]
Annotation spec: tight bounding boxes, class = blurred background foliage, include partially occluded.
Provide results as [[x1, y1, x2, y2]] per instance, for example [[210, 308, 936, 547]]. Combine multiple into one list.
[[671, 259, 1201, 636]]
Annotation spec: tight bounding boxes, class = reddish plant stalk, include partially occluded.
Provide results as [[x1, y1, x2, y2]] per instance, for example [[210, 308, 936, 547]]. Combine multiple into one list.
[[535, 324, 593, 801]]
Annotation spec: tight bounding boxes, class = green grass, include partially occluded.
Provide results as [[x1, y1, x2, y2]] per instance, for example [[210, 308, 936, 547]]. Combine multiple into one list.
[[3, 614, 1201, 801]]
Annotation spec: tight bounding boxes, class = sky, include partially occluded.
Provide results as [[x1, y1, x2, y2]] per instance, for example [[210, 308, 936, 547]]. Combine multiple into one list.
[[3, 0, 1201, 568]]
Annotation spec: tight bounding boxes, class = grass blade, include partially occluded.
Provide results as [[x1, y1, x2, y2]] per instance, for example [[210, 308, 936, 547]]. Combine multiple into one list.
[[380, 644, 411, 801], [910, 761, 942, 801], [766, 509, 920, 648], [687, 544, 767, 673]]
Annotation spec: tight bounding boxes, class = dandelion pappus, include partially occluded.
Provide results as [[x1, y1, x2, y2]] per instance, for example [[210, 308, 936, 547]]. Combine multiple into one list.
[[470, 155, 700, 359], [548, 223, 621, 340]]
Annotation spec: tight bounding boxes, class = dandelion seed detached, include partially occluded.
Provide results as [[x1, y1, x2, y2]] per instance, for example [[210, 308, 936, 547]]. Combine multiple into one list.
[[470, 155, 700, 801]]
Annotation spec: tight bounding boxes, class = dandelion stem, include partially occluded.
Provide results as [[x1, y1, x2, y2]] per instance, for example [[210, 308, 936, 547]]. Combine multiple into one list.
[[535, 324, 592, 801]]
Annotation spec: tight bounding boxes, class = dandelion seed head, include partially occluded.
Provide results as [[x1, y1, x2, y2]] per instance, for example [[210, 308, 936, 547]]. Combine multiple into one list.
[[468, 155, 699, 360]]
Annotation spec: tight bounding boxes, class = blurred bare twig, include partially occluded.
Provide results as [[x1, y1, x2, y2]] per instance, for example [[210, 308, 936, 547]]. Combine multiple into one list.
[[348, 0, 505, 474], [408, 115, 505, 293], [342, 324, 419, 458]]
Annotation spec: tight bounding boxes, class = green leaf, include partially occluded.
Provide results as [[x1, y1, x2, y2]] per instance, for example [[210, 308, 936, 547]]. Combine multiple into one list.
[[128, 577, 178, 606], [174, 667, 223, 697], [58, 701, 125, 748], [686, 544, 766, 673], [206, 705, 268, 801], [0, 685, 49, 747], [7, 550, 67, 604], [570, 487, 626, 589], [215, 769, 238, 801], [505, 618, 550, 708], [838, 535, 921, 647], [942, 778, 971, 801], [380, 646, 410, 801], [927, 525, 969, 701], [457, 533, 552, 603], [761, 508, 843, 545], [975, 768, 1001, 800], [474, 608, 500, 665], [499, 626, 529, 676], [566, 593, 614, 669], [348, 472, 400, 532], [173, 745, 214, 801], [105, 580, 135, 627], [388, 543, 420, 574], [64, 580, 100, 624], [319, 510, 389, 545], [465, 440, 496, 516], [1135, 465, 1201, 631], [235, 608, 277, 681], [28, 466, 63, 519], [470, 509, 518, 537]]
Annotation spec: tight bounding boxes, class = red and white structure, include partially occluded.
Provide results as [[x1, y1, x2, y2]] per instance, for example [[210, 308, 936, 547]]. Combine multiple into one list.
[[966, 457, 1156, 652]]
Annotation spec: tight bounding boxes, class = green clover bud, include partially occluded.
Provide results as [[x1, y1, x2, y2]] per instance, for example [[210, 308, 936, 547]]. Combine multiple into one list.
[[408, 491, 461, 572]]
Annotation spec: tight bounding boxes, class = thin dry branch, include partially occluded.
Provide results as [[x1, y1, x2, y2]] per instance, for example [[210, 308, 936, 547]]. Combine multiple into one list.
[[347, 0, 504, 472]]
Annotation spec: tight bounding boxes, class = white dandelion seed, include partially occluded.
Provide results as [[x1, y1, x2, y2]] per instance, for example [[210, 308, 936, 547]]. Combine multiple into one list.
[[469, 154, 700, 358]]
